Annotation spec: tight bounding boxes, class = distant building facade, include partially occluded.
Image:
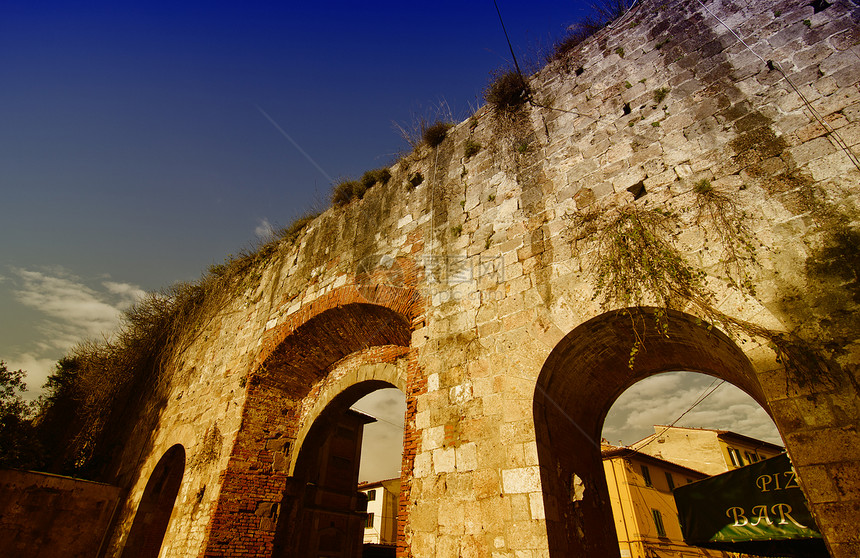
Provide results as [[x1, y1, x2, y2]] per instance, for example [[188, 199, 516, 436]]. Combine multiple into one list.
[[602, 426, 786, 558], [358, 478, 400, 545], [633, 425, 784, 475]]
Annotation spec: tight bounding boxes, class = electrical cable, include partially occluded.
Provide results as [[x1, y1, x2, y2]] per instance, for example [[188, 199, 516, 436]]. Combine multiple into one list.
[[493, 0, 524, 78], [622, 377, 726, 456], [351, 406, 405, 430]]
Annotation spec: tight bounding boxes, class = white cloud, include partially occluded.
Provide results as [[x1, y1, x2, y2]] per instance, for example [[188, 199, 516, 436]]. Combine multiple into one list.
[[14, 268, 126, 342], [4, 267, 146, 399], [3, 354, 57, 401], [103, 281, 147, 305], [255, 218, 275, 240], [602, 372, 781, 446], [353, 388, 406, 482]]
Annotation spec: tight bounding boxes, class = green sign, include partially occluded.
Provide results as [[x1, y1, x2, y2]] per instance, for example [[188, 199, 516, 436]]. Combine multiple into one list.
[[674, 453, 828, 557]]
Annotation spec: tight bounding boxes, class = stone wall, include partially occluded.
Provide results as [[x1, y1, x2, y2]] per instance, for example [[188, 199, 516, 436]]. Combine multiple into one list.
[[101, 0, 860, 556], [0, 469, 121, 558]]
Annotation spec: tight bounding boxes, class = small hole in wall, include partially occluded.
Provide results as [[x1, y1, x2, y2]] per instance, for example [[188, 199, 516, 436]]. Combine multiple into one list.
[[627, 180, 647, 200], [408, 172, 424, 189], [623, 103, 631, 115], [810, 0, 830, 13], [575, 66, 584, 76]]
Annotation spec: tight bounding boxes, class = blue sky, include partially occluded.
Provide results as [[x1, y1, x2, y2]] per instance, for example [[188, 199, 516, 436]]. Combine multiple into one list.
[[1, 2, 780, 471], [2, 0, 590, 392]]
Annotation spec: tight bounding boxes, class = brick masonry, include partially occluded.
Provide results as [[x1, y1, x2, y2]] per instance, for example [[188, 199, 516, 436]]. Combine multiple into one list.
[[101, 0, 860, 556]]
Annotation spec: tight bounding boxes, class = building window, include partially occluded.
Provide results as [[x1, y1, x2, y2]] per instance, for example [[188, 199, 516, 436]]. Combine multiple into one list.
[[745, 451, 759, 463], [365, 512, 375, 529], [665, 472, 675, 491], [366, 489, 376, 501], [641, 465, 653, 487], [728, 447, 745, 468], [652, 509, 667, 537]]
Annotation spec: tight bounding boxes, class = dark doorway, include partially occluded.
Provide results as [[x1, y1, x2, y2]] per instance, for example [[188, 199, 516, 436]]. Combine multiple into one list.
[[123, 444, 185, 558], [274, 381, 406, 558]]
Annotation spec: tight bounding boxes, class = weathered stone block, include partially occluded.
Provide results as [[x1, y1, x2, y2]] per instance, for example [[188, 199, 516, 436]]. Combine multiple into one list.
[[501, 467, 542, 494]]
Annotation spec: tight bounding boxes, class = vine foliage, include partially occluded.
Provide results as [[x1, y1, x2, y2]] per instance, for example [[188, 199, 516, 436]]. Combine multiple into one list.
[[570, 202, 714, 366], [35, 238, 287, 476], [571, 204, 709, 310], [692, 179, 758, 295], [568, 190, 835, 385]]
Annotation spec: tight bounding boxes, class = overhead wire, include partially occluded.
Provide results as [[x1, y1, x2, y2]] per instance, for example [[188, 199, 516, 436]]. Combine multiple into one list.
[[493, 0, 524, 78], [619, 377, 727, 456], [351, 406, 405, 430]]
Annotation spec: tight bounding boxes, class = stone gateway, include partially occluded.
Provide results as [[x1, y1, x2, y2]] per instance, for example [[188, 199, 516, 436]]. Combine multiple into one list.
[[94, 0, 860, 556]]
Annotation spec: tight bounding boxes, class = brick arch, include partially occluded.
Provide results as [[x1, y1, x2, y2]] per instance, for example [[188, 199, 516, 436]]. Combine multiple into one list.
[[533, 308, 770, 557], [202, 294, 421, 558], [289, 353, 408, 476], [254, 302, 413, 395], [256, 284, 423, 370]]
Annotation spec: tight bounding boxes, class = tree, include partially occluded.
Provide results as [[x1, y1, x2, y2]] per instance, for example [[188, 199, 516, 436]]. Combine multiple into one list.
[[32, 356, 86, 473], [0, 361, 42, 469]]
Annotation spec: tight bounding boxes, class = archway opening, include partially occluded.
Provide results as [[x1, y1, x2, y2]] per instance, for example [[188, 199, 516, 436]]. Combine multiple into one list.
[[123, 444, 185, 558], [353, 388, 406, 552], [600, 371, 785, 558], [275, 382, 406, 558], [353, 387, 407, 483], [533, 308, 774, 557]]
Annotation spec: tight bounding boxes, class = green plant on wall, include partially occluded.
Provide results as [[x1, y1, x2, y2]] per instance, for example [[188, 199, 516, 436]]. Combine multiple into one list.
[[566, 187, 842, 384], [423, 121, 453, 147], [692, 179, 758, 295], [464, 139, 482, 158], [549, 0, 636, 63], [35, 241, 281, 474], [485, 70, 531, 112], [569, 203, 711, 366], [570, 204, 709, 311]]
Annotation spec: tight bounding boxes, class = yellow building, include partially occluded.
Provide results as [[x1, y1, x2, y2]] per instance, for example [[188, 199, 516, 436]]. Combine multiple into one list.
[[603, 444, 735, 558], [602, 426, 785, 558], [632, 426, 784, 476]]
